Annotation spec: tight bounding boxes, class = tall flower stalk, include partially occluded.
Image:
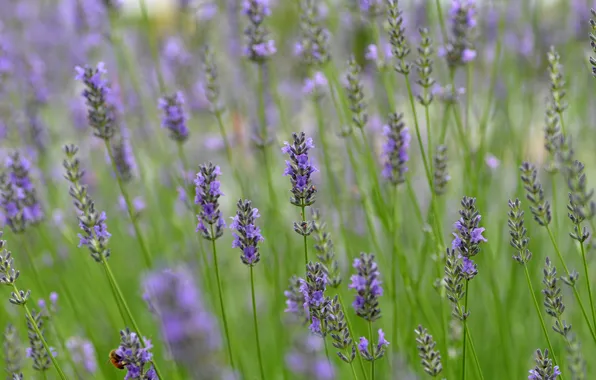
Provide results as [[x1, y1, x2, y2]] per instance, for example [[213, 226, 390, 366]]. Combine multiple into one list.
[[61, 144, 163, 379], [75, 63, 153, 268], [230, 199, 266, 379], [194, 162, 234, 371]]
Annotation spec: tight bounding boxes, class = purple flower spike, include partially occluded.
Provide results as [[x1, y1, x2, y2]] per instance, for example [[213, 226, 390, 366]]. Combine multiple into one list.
[[349, 253, 383, 321], [244, 0, 276, 62], [194, 162, 226, 241], [282, 132, 318, 207], [451, 196, 486, 280], [75, 62, 115, 140], [382, 113, 410, 185], [115, 329, 155, 380], [358, 329, 390, 362], [158, 91, 189, 143], [300, 262, 333, 337], [230, 199, 264, 266]]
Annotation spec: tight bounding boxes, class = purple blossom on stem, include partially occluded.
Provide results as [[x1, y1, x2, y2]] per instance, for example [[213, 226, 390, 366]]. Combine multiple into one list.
[[115, 328, 156, 380], [349, 253, 383, 321], [74, 62, 115, 140], [230, 199, 264, 266], [357, 329, 389, 361], [442, 0, 476, 67], [243, 0, 276, 62], [451, 196, 486, 280], [300, 262, 332, 336], [194, 162, 226, 241], [158, 92, 189, 143], [282, 132, 318, 207], [382, 113, 410, 185]]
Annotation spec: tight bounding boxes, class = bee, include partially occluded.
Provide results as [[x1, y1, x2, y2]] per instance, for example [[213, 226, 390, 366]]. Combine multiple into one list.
[[109, 349, 126, 370]]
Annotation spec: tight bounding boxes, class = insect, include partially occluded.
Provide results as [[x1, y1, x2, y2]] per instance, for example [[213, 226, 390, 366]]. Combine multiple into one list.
[[108, 349, 126, 370]]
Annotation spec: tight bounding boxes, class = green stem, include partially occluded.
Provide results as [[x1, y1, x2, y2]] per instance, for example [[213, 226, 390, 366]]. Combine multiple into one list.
[[210, 227, 235, 370], [391, 187, 399, 354], [250, 266, 266, 380], [461, 281, 468, 380], [523, 265, 559, 368], [301, 204, 309, 266], [349, 361, 360, 380], [12, 285, 67, 380], [368, 321, 375, 380], [338, 293, 368, 380], [136, 0, 166, 93], [105, 141, 153, 268], [464, 324, 485, 380], [578, 236, 596, 332], [213, 111, 246, 193], [101, 259, 164, 380]]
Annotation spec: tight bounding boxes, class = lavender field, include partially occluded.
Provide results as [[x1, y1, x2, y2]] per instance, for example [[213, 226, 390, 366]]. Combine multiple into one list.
[[2, 0, 596, 379]]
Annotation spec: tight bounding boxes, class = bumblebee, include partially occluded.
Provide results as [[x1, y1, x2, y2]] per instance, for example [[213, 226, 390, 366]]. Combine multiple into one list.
[[109, 349, 126, 370]]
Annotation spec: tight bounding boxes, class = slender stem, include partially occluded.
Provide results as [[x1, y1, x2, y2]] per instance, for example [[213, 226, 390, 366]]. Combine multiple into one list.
[[391, 186, 400, 353], [464, 324, 485, 380], [136, 0, 166, 93], [461, 281, 469, 380], [545, 225, 596, 342], [42, 371, 48, 380], [12, 285, 67, 380], [210, 226, 235, 370], [105, 141, 153, 268], [250, 266, 266, 380], [368, 321, 375, 380], [523, 265, 559, 367], [301, 204, 309, 266], [349, 361, 360, 380], [101, 260, 164, 379], [323, 337, 331, 364], [434, 0, 448, 45], [578, 236, 596, 332]]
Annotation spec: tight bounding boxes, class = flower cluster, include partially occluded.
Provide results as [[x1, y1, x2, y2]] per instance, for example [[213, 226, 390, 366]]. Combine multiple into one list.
[[444, 248, 467, 321], [327, 297, 356, 363], [66, 336, 97, 374], [282, 132, 318, 207], [387, 0, 411, 75], [381, 112, 410, 185], [0, 234, 31, 306], [590, 9, 596, 76], [508, 199, 533, 265], [143, 266, 224, 378], [542, 257, 570, 337], [201, 46, 223, 114], [243, 0, 276, 62], [345, 57, 368, 130], [433, 145, 449, 195], [415, 325, 443, 377], [295, 0, 330, 67], [74, 62, 115, 140], [115, 328, 156, 380], [357, 329, 389, 361], [349, 253, 382, 322], [300, 262, 332, 336], [520, 162, 552, 227], [528, 349, 561, 380], [26, 309, 56, 372], [230, 199, 264, 266], [1, 152, 44, 232], [62, 144, 111, 262], [158, 92, 189, 143], [451, 196, 487, 279], [311, 209, 341, 287], [4, 323, 24, 378], [415, 27, 436, 106], [441, 0, 476, 67], [195, 162, 226, 240]]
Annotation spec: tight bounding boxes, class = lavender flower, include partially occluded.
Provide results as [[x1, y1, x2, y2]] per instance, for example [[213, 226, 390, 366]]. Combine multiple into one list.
[[5, 152, 44, 228], [0, 234, 31, 306], [546, 47, 567, 117], [387, 0, 411, 75], [158, 92, 189, 143], [311, 209, 341, 287], [115, 328, 156, 380], [415, 28, 436, 106], [444, 248, 467, 321], [243, 0, 276, 62], [74, 62, 115, 140], [349, 253, 382, 321], [357, 329, 389, 361], [528, 349, 561, 380], [590, 9, 596, 76], [295, 0, 330, 67], [4, 323, 24, 377], [345, 57, 368, 129], [286, 335, 335, 380], [282, 132, 318, 207], [62, 144, 111, 262], [300, 262, 333, 336], [327, 297, 356, 363], [415, 325, 443, 377], [201, 46, 223, 114], [110, 134, 136, 182], [451, 196, 486, 280], [441, 0, 476, 67], [66, 337, 97, 374], [26, 310, 55, 372], [542, 257, 571, 337], [302, 72, 328, 97], [143, 266, 224, 379], [433, 145, 449, 195], [381, 112, 410, 185], [508, 199, 533, 265], [520, 162, 552, 227], [194, 162, 226, 241], [284, 275, 308, 323], [230, 199, 264, 266]]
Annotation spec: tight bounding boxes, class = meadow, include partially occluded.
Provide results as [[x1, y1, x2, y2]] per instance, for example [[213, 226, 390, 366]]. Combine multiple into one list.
[[1, 0, 596, 379]]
